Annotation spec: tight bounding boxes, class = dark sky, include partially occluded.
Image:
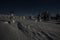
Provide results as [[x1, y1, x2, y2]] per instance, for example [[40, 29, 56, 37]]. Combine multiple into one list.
[[0, 0, 60, 15]]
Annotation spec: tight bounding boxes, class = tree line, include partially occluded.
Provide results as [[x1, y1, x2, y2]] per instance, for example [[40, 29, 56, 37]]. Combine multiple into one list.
[[36, 11, 60, 22]]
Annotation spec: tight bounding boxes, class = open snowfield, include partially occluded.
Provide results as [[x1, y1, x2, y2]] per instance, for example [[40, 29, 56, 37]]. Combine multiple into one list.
[[0, 16, 60, 40]]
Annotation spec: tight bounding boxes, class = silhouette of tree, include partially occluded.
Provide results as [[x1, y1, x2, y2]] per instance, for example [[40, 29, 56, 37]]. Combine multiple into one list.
[[56, 13, 60, 20], [29, 16, 32, 20], [56, 13, 60, 22], [41, 11, 49, 21], [37, 13, 41, 22]]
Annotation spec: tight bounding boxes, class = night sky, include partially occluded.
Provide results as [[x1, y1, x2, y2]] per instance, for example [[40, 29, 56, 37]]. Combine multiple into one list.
[[0, 0, 60, 16]]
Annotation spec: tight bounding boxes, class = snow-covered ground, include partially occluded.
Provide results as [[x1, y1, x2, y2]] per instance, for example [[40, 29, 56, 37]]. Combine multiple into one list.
[[16, 17, 60, 40], [0, 15, 60, 40]]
